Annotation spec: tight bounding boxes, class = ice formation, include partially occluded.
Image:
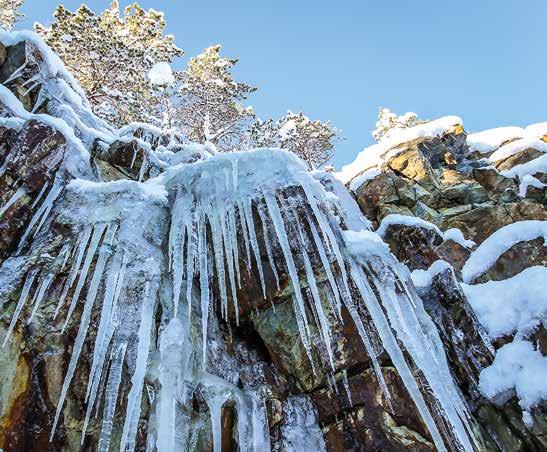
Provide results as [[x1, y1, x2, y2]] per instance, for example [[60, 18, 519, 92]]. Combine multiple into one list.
[[0, 30, 482, 452]]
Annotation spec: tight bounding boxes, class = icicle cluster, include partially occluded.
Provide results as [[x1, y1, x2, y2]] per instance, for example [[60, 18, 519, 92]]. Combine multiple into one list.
[[163, 149, 477, 452]]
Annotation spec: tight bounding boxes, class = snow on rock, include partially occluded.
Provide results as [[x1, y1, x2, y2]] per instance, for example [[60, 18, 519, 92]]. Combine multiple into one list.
[[148, 62, 175, 86], [518, 175, 545, 197], [337, 116, 462, 183], [376, 213, 442, 238], [479, 340, 547, 412], [348, 167, 381, 192], [443, 228, 476, 248], [343, 229, 390, 259], [462, 220, 547, 283], [489, 137, 547, 162], [525, 122, 547, 139], [501, 153, 547, 180], [462, 266, 547, 339], [467, 127, 524, 154], [410, 260, 453, 288]]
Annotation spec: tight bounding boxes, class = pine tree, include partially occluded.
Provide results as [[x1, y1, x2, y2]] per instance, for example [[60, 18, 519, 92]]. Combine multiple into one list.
[[277, 112, 339, 170], [0, 0, 24, 31], [35, 1, 183, 125], [248, 118, 279, 148], [372, 107, 427, 142], [175, 45, 256, 151]]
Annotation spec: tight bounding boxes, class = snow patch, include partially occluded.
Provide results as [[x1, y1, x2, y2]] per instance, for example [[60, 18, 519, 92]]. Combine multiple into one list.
[[148, 62, 175, 86], [410, 260, 453, 288], [463, 266, 547, 339], [337, 115, 462, 183], [479, 340, 547, 411], [467, 127, 524, 154], [462, 220, 547, 283], [376, 214, 442, 238]]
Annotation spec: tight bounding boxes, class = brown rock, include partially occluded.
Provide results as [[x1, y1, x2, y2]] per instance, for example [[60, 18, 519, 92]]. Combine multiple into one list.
[[494, 148, 544, 172], [475, 237, 546, 283]]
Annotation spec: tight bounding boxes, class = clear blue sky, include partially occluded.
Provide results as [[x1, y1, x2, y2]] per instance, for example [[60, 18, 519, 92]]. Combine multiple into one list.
[[18, 1, 547, 168]]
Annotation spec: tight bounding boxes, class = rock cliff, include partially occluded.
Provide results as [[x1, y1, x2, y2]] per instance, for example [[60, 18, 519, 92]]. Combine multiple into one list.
[[0, 32, 545, 452]]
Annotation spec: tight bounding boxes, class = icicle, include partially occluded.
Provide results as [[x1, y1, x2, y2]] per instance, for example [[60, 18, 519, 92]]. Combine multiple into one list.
[[157, 318, 185, 452], [138, 154, 148, 182], [51, 224, 117, 441], [227, 206, 241, 288], [264, 194, 315, 370], [62, 223, 108, 332], [289, 207, 335, 371], [54, 225, 92, 318], [349, 261, 446, 451], [17, 180, 63, 253], [306, 216, 342, 320], [219, 207, 239, 325], [0, 185, 26, 217], [300, 181, 352, 309], [97, 341, 128, 452], [2, 269, 38, 348], [119, 281, 156, 452], [186, 212, 197, 321], [82, 253, 127, 441], [237, 200, 252, 272], [82, 255, 122, 442], [4, 61, 27, 84], [206, 393, 231, 452], [231, 158, 238, 190], [26, 274, 54, 324], [257, 202, 280, 290], [198, 211, 210, 365], [30, 183, 49, 209], [170, 195, 188, 317], [243, 199, 266, 299], [251, 395, 271, 452], [342, 369, 353, 407], [208, 209, 228, 319]]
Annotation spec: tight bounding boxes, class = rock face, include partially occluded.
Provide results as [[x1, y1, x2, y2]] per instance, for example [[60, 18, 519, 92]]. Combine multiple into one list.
[[0, 34, 546, 452]]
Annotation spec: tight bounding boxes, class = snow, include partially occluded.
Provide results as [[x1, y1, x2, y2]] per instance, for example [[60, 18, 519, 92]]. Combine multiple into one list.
[[462, 220, 547, 283], [376, 213, 442, 238], [501, 153, 547, 180], [67, 178, 168, 204], [489, 137, 547, 162], [518, 174, 545, 197], [148, 61, 175, 86], [443, 228, 476, 248], [524, 122, 547, 138], [462, 266, 547, 340], [467, 127, 524, 154], [343, 229, 390, 259], [348, 167, 381, 192], [410, 260, 453, 288], [337, 115, 462, 183], [479, 340, 547, 411]]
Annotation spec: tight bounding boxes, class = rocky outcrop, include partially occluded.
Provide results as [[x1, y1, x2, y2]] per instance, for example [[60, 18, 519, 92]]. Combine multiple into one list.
[[0, 34, 545, 452]]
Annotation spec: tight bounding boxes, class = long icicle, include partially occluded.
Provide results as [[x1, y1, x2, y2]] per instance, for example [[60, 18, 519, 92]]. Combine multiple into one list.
[[97, 341, 128, 452], [0, 185, 26, 217], [54, 225, 93, 318], [119, 281, 156, 452], [2, 269, 38, 347], [62, 223, 108, 332], [349, 261, 446, 451], [50, 224, 117, 441], [243, 199, 266, 299]]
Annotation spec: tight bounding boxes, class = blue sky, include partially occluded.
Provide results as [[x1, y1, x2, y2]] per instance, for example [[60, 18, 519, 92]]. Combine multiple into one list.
[[18, 1, 547, 168]]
